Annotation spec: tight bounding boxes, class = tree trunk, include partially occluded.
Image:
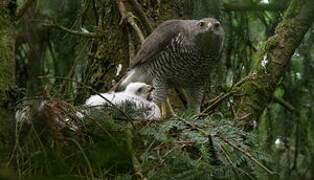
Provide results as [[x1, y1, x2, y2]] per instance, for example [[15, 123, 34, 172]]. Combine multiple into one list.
[[234, 0, 314, 130], [0, 1, 17, 163], [0, 1, 16, 110]]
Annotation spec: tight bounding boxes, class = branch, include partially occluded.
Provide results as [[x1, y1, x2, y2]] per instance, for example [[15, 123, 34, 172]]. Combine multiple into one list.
[[117, 0, 145, 43], [16, 0, 35, 19], [233, 0, 314, 129], [200, 91, 235, 115], [223, 2, 287, 12], [128, 0, 153, 34], [177, 116, 277, 176], [273, 95, 297, 114], [42, 21, 104, 38], [217, 135, 277, 176], [194, 76, 253, 118]]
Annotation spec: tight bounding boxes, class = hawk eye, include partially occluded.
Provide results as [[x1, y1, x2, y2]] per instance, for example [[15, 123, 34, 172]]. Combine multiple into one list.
[[198, 21, 205, 27]]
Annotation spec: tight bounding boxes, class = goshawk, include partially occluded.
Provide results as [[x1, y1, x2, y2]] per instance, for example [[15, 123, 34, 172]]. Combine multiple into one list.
[[117, 18, 224, 113]]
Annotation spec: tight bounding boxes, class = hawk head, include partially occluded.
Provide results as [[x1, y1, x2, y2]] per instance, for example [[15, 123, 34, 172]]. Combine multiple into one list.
[[187, 18, 225, 56]]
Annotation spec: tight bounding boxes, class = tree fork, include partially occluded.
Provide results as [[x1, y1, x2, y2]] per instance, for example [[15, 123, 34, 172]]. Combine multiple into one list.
[[234, 0, 314, 130]]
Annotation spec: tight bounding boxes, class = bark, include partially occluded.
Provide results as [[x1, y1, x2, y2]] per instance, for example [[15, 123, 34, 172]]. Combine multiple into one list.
[[234, 0, 314, 130], [0, 1, 16, 108], [0, 1, 17, 162]]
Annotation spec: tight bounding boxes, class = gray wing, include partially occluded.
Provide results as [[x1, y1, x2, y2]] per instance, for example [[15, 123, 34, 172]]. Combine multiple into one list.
[[129, 20, 184, 68]]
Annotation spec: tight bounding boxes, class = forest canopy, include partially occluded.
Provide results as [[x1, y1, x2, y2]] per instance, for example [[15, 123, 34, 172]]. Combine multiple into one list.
[[1, 0, 314, 179]]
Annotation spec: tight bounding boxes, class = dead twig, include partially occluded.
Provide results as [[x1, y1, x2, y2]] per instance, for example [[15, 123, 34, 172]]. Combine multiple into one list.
[[117, 0, 145, 43], [128, 0, 153, 34], [234, 113, 252, 121], [194, 75, 254, 118], [41, 21, 104, 38]]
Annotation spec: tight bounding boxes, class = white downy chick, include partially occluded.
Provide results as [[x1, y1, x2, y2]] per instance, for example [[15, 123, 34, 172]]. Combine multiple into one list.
[[85, 82, 161, 120]]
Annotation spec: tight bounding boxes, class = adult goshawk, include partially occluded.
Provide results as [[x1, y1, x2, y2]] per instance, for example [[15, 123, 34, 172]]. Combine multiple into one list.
[[117, 18, 224, 113]]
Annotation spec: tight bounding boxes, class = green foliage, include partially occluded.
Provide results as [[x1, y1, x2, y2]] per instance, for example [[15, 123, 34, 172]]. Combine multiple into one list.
[[10, 107, 134, 179], [5, 0, 314, 179], [2, 100, 273, 179], [139, 114, 272, 179]]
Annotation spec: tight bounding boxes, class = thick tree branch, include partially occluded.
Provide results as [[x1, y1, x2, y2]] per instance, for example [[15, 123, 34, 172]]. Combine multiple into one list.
[[234, 0, 314, 130]]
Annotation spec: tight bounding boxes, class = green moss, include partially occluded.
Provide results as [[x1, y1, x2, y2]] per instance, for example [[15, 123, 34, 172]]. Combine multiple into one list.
[[284, 0, 303, 19], [0, 6, 15, 92], [263, 38, 278, 52]]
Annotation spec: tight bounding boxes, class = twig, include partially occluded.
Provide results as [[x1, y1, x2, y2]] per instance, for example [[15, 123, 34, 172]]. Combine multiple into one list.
[[194, 75, 253, 118], [37, 76, 136, 128], [177, 117, 277, 176], [128, 0, 153, 34], [273, 95, 297, 114], [203, 91, 235, 114], [192, 91, 235, 119], [217, 135, 277, 176], [41, 21, 104, 38], [220, 145, 255, 179], [177, 117, 208, 136], [234, 113, 252, 121], [117, 0, 145, 43], [232, 75, 253, 88]]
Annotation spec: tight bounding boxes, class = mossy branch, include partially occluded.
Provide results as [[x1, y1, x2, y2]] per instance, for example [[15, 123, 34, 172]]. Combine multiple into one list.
[[233, 0, 314, 130]]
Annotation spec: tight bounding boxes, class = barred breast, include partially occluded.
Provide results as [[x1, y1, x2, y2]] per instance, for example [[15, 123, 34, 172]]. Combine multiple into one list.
[[140, 33, 216, 88]]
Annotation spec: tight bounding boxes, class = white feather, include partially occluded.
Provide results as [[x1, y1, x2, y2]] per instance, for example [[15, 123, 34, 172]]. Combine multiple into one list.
[[85, 82, 161, 120]]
